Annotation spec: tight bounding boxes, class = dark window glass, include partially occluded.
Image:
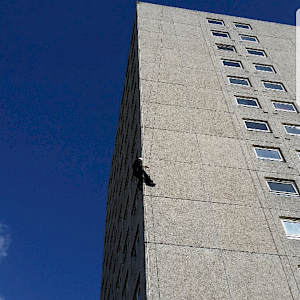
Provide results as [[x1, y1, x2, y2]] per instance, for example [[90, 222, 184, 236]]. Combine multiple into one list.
[[245, 121, 269, 131], [263, 82, 284, 91], [229, 77, 249, 86], [212, 31, 229, 38], [241, 35, 257, 42], [255, 148, 282, 160], [284, 125, 300, 135], [255, 65, 273, 72], [208, 19, 223, 25], [217, 44, 235, 51], [273, 102, 296, 112], [267, 181, 298, 194], [247, 49, 265, 56], [235, 23, 251, 29], [236, 97, 258, 107], [223, 61, 241, 68]]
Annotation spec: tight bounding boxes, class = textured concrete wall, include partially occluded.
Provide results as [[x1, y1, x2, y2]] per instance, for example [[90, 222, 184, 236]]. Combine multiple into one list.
[[137, 2, 300, 299]]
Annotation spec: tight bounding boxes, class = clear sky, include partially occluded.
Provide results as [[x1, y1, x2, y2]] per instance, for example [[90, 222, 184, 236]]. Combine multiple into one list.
[[0, 0, 299, 299]]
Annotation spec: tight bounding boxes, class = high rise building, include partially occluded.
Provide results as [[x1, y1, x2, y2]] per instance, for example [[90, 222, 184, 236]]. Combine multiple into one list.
[[101, 2, 300, 299]]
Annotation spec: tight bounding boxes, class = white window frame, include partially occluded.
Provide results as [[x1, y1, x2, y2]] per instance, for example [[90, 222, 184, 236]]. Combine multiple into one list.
[[216, 44, 236, 52], [234, 23, 251, 29], [212, 31, 230, 38], [272, 101, 297, 112], [243, 119, 270, 132], [246, 48, 266, 56], [235, 96, 259, 108], [254, 64, 275, 73], [208, 19, 224, 25], [263, 81, 285, 91], [240, 35, 258, 42], [222, 60, 243, 68], [266, 179, 299, 196], [253, 146, 283, 161], [228, 76, 251, 86], [283, 124, 300, 136], [280, 218, 300, 239]]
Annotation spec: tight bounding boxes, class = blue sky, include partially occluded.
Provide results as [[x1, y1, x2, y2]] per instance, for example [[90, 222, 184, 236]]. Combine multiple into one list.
[[0, 0, 299, 299]]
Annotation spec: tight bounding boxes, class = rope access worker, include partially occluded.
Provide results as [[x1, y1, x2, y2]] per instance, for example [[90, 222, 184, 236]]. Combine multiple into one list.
[[132, 158, 156, 190]]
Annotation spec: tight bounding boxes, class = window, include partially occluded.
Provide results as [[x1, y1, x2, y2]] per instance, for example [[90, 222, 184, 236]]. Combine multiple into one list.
[[254, 146, 283, 161], [240, 35, 258, 42], [266, 179, 299, 196], [222, 60, 242, 68], [254, 64, 274, 72], [244, 120, 270, 131], [281, 218, 300, 239], [234, 23, 251, 29], [235, 96, 259, 107], [229, 77, 250, 86], [212, 31, 230, 38], [272, 101, 296, 112], [283, 124, 300, 136], [208, 19, 224, 25], [216, 44, 236, 52], [297, 151, 300, 159], [263, 81, 285, 91], [247, 48, 266, 56]]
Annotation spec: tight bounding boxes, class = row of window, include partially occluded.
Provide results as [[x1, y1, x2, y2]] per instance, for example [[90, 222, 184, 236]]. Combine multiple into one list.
[[235, 96, 297, 112], [208, 18, 251, 30], [244, 119, 300, 136], [217, 43, 266, 57], [223, 59, 275, 73], [228, 76, 285, 91], [212, 30, 258, 42]]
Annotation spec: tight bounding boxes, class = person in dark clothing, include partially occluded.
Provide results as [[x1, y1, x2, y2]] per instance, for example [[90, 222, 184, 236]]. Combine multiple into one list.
[[132, 158, 155, 190]]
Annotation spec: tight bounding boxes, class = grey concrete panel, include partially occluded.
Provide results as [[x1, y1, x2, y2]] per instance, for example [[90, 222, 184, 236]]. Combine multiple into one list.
[[252, 21, 287, 38], [224, 251, 294, 300], [172, 8, 200, 26], [279, 256, 300, 299], [180, 53, 215, 70], [213, 203, 278, 253], [139, 47, 161, 64], [259, 36, 295, 51], [192, 108, 237, 137], [139, 80, 158, 103], [137, 17, 161, 33], [139, 61, 160, 81], [158, 64, 186, 85], [146, 129, 200, 163], [269, 49, 296, 69], [144, 159, 206, 200], [174, 23, 205, 40], [177, 36, 210, 53], [160, 20, 176, 35], [183, 68, 221, 89], [144, 243, 160, 299], [137, 2, 163, 21], [160, 48, 181, 66], [160, 33, 178, 49], [187, 86, 229, 111], [145, 103, 192, 132], [155, 244, 231, 299], [205, 165, 261, 206], [150, 197, 219, 248], [197, 135, 247, 169], [155, 82, 189, 106], [138, 30, 161, 49]]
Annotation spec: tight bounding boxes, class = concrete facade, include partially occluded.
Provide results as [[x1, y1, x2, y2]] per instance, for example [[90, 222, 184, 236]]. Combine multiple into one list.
[[101, 2, 300, 299]]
